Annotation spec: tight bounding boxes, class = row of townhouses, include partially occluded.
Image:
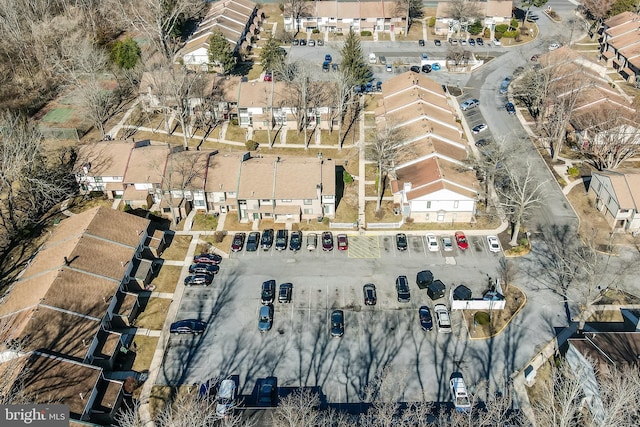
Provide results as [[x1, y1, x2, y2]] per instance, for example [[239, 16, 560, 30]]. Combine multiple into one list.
[[0, 207, 164, 426], [76, 142, 336, 225], [600, 11, 640, 84]]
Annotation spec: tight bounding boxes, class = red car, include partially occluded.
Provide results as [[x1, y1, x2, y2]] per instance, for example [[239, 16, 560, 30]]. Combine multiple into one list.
[[231, 232, 246, 252], [337, 234, 348, 251], [454, 231, 469, 250], [263, 73, 272, 82]]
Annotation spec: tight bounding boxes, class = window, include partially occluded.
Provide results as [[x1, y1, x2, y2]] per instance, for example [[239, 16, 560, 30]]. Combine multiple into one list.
[[95, 177, 103, 183], [437, 212, 445, 222], [303, 208, 313, 214], [453, 201, 459, 209], [304, 199, 313, 205], [426, 201, 431, 209], [261, 199, 272, 203], [281, 199, 292, 203]]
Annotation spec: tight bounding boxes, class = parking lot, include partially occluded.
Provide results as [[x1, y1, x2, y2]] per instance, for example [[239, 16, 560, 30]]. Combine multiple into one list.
[[158, 233, 526, 408]]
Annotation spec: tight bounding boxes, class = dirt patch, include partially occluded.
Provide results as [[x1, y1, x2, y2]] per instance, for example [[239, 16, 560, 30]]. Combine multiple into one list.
[[335, 182, 358, 223], [131, 335, 159, 372], [462, 285, 526, 339]]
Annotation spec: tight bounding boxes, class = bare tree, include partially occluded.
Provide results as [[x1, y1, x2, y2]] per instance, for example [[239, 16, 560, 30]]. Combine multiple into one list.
[[497, 160, 547, 246], [119, 0, 205, 60], [281, 0, 312, 35], [532, 360, 640, 427], [471, 139, 508, 208], [160, 150, 208, 227], [571, 105, 640, 170], [272, 388, 322, 426], [328, 69, 356, 149], [581, 0, 615, 25], [366, 125, 407, 212], [0, 113, 76, 249], [445, 0, 483, 37]]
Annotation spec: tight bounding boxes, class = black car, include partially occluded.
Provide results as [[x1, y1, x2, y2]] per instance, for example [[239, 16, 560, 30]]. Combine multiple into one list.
[[184, 273, 214, 286], [275, 229, 288, 250], [476, 38, 484, 46], [330, 310, 344, 337], [475, 138, 490, 147], [434, 39, 441, 46], [505, 102, 516, 115], [322, 231, 333, 251], [170, 319, 207, 335], [289, 231, 302, 251], [416, 270, 434, 289], [419, 306, 434, 331], [246, 231, 260, 251], [396, 275, 411, 302], [256, 377, 278, 407], [421, 64, 432, 73], [317, 39, 324, 46], [278, 283, 292, 303], [363, 283, 377, 305], [299, 39, 307, 46], [418, 39, 425, 46], [188, 263, 219, 275], [261, 229, 274, 250], [410, 65, 420, 73], [231, 233, 246, 252], [292, 38, 299, 46], [261, 279, 275, 304], [396, 233, 408, 251], [193, 253, 222, 265], [322, 61, 330, 72]]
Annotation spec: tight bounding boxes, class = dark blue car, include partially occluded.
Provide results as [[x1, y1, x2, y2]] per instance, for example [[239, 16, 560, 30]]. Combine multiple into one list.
[[419, 306, 433, 331], [170, 319, 207, 335]]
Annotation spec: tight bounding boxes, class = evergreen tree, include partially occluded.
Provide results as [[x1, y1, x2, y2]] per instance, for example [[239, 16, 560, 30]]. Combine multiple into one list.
[[207, 31, 235, 73], [260, 36, 286, 73], [340, 30, 371, 85], [110, 37, 141, 70]]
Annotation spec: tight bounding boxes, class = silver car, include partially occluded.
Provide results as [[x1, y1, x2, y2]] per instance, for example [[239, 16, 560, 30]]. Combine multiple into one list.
[[306, 233, 317, 251], [442, 237, 453, 251], [258, 305, 273, 332]]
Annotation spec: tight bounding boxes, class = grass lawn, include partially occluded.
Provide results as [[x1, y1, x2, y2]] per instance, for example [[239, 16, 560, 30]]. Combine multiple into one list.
[[247, 64, 263, 81], [162, 235, 192, 261], [365, 184, 392, 198], [199, 234, 232, 254], [149, 385, 194, 418], [191, 213, 218, 232], [366, 201, 400, 223], [319, 130, 339, 146], [131, 335, 159, 372], [334, 182, 359, 223], [225, 124, 247, 142], [286, 130, 311, 145], [67, 194, 113, 214], [364, 163, 378, 181], [136, 297, 171, 330], [252, 130, 271, 144], [364, 99, 380, 112], [462, 285, 526, 339], [150, 265, 181, 294], [223, 213, 254, 231], [524, 360, 553, 404]]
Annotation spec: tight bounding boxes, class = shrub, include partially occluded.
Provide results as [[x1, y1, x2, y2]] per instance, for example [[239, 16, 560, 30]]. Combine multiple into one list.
[[343, 170, 354, 184], [469, 20, 483, 35], [245, 140, 259, 151], [375, 209, 385, 220], [312, 29, 320, 34], [214, 231, 225, 243], [428, 17, 436, 27], [495, 24, 509, 33], [510, 19, 519, 29], [405, 217, 414, 223], [230, 118, 238, 126], [361, 31, 372, 36], [519, 237, 529, 247], [475, 312, 491, 325], [483, 28, 491, 39], [568, 166, 580, 177], [495, 32, 504, 40], [336, 32, 343, 36], [502, 30, 518, 38]]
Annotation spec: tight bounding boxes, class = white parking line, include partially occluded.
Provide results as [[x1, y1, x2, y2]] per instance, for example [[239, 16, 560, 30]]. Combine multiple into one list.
[[422, 236, 428, 258]]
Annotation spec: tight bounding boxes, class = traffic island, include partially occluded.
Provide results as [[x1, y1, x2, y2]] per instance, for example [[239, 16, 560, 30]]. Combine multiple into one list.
[[462, 285, 526, 339]]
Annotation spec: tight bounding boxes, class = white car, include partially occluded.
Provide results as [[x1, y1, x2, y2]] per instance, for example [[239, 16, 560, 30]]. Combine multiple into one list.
[[493, 39, 502, 46], [472, 123, 488, 134], [487, 235, 501, 253], [442, 237, 453, 251], [434, 304, 452, 333], [549, 42, 561, 51], [450, 373, 471, 412], [216, 379, 237, 417], [426, 234, 439, 252]]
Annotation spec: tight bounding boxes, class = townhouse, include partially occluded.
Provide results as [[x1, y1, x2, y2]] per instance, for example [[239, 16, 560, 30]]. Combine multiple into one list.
[[181, 0, 261, 69], [237, 80, 334, 131], [434, 0, 513, 37], [160, 150, 210, 223], [205, 152, 336, 223], [589, 169, 640, 233], [600, 11, 640, 83], [0, 207, 154, 424], [378, 71, 479, 223], [284, 1, 407, 35]]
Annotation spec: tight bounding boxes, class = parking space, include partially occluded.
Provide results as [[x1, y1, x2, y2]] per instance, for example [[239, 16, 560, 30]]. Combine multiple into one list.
[[162, 232, 507, 406]]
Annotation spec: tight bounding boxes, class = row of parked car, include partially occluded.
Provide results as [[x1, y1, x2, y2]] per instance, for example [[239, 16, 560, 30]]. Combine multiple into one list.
[[231, 230, 349, 252]]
